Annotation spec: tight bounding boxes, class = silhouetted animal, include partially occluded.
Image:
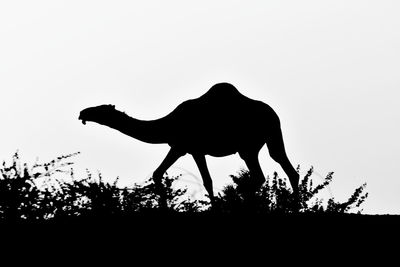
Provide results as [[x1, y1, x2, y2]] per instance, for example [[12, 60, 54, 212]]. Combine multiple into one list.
[[79, 83, 299, 205]]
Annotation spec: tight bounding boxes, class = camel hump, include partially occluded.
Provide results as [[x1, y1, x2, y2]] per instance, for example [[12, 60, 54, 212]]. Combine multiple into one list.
[[210, 82, 239, 92], [200, 83, 243, 101]]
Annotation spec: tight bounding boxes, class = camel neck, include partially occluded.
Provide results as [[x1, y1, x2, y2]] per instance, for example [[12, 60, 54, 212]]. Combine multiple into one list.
[[102, 110, 170, 144]]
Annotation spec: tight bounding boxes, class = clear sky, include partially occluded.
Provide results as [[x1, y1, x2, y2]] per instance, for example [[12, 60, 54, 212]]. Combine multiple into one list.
[[1, 1, 399, 214]]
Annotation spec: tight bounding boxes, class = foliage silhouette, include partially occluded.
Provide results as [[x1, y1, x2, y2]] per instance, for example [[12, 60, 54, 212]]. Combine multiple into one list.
[[0, 152, 368, 222], [215, 166, 368, 214], [0, 151, 79, 221]]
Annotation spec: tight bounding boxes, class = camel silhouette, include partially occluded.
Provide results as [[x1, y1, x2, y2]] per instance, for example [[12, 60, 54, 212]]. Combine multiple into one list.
[[79, 82, 299, 207]]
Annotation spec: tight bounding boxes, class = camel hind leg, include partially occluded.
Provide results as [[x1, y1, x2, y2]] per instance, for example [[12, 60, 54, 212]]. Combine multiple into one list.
[[266, 130, 299, 198], [239, 151, 266, 192], [238, 150, 266, 212]]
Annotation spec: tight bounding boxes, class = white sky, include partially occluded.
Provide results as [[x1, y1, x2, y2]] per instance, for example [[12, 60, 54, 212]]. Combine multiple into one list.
[[1, 0, 399, 214]]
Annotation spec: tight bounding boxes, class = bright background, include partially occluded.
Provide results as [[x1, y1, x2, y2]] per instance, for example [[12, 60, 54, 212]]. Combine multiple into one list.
[[1, 1, 399, 214]]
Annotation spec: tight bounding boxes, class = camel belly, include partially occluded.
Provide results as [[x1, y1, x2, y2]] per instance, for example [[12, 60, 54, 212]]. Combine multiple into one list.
[[190, 145, 238, 157], [200, 143, 239, 157], [170, 133, 263, 157]]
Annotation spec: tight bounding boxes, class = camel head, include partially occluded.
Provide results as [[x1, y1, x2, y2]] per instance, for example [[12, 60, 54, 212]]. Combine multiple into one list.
[[79, 104, 116, 125]]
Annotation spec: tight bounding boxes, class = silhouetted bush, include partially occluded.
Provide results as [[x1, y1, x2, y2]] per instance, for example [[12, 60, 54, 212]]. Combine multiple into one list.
[[0, 152, 368, 222], [0, 152, 205, 221], [118, 174, 207, 215], [0, 151, 79, 221], [215, 166, 368, 214]]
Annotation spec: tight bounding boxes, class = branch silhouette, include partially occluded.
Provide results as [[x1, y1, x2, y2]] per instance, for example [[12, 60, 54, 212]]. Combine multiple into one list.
[[0, 151, 368, 222]]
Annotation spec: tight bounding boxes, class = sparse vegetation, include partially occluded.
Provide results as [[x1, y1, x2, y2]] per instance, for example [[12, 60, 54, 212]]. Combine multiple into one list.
[[0, 152, 368, 222], [215, 167, 368, 214]]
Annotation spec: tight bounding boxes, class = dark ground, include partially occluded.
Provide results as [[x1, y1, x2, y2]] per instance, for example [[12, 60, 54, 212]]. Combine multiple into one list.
[[0, 213, 398, 264], [3, 213, 399, 241]]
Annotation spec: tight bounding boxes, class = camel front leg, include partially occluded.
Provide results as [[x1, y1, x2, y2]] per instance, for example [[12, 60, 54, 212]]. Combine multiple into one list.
[[192, 154, 215, 203], [153, 147, 185, 209]]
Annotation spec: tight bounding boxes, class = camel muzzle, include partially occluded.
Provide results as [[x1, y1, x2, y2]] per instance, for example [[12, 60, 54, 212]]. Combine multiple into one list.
[[78, 114, 87, 125]]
